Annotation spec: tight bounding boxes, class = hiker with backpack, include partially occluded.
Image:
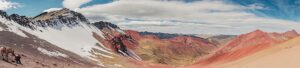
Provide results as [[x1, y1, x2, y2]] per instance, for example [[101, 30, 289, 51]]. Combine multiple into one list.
[[15, 54, 21, 64]]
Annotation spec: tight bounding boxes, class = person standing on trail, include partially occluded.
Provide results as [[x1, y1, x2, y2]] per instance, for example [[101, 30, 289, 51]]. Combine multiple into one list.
[[15, 54, 21, 64]]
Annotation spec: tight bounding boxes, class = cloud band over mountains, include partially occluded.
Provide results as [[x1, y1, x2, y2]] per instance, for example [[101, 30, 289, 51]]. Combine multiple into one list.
[[30, 0, 300, 34]]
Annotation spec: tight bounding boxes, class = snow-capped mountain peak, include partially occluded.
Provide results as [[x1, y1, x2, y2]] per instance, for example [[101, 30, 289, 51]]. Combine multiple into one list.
[[0, 9, 113, 64], [33, 8, 87, 22]]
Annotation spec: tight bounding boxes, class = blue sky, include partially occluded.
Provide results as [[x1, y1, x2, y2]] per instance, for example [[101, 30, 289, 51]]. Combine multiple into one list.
[[6, 0, 112, 16], [7, 0, 62, 16], [1, 0, 300, 34], [229, 0, 300, 22]]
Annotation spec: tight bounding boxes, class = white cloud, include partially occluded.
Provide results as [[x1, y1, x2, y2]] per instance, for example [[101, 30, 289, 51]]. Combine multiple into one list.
[[43, 8, 62, 12], [0, 0, 20, 10], [62, 0, 92, 9], [77, 0, 300, 35], [247, 3, 267, 10]]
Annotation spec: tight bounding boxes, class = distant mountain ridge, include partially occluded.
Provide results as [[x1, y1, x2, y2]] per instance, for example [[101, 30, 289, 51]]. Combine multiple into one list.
[[139, 31, 199, 39]]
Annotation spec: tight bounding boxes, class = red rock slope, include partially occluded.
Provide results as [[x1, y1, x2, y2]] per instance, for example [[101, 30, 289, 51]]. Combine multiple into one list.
[[191, 29, 299, 67], [125, 30, 217, 66]]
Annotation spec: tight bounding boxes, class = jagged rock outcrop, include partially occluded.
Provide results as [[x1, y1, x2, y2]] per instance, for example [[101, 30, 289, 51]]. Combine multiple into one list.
[[9, 14, 33, 28], [93, 21, 119, 29], [31, 8, 89, 29], [33, 8, 88, 22], [1, 8, 91, 30], [0, 10, 8, 17]]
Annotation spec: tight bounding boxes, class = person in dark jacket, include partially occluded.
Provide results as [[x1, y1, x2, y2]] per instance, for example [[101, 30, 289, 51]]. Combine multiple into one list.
[[15, 54, 21, 64]]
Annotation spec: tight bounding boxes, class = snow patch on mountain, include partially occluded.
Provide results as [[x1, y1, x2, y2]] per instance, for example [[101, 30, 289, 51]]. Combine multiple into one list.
[[0, 27, 4, 31], [0, 15, 28, 37], [37, 47, 68, 57], [33, 26, 98, 57], [0, 10, 119, 67], [26, 22, 109, 58], [0, 11, 111, 59]]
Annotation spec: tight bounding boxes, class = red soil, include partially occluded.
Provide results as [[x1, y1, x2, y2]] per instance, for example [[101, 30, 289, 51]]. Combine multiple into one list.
[[95, 29, 299, 68], [124, 30, 216, 66], [192, 29, 299, 67]]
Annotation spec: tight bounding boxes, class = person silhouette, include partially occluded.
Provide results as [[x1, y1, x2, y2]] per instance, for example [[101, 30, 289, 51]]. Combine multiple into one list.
[[15, 54, 21, 64]]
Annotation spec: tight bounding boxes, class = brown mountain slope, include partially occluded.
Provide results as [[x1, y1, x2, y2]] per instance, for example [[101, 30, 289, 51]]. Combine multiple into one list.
[[219, 36, 300, 68], [125, 30, 217, 66], [0, 31, 97, 68], [190, 29, 299, 68]]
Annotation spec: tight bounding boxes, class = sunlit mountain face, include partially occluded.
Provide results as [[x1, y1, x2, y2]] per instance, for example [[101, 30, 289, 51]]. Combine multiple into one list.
[[230, 0, 300, 21]]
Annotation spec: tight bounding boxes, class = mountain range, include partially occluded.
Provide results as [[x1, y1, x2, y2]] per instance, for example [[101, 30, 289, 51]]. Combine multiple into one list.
[[0, 8, 299, 68]]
